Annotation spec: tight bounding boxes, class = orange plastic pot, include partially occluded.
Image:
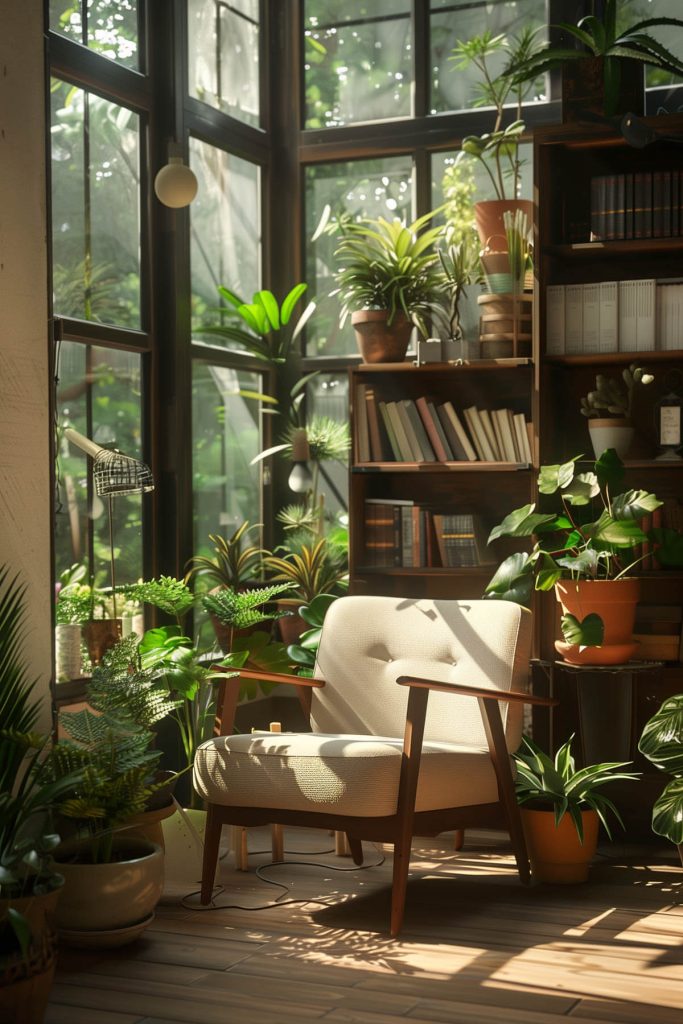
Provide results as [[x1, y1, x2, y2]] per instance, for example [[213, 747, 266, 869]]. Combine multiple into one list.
[[554, 578, 640, 665], [521, 807, 599, 883]]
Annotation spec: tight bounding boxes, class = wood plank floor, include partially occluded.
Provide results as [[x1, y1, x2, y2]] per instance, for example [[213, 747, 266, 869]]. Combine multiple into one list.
[[49, 828, 683, 1024]]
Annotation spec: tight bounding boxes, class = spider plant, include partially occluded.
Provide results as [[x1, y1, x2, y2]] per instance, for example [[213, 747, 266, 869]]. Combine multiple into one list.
[[185, 520, 270, 590], [265, 538, 348, 604]]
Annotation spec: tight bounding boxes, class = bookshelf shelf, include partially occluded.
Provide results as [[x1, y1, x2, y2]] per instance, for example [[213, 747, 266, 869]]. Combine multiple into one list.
[[545, 238, 683, 259], [356, 358, 533, 373], [352, 461, 531, 473], [546, 350, 683, 366]]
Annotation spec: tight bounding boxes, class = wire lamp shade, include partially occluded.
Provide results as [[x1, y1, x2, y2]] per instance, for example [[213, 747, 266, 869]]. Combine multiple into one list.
[[93, 448, 154, 497]]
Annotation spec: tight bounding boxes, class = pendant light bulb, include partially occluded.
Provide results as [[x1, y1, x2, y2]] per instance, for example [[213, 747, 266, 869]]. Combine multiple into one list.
[[154, 151, 198, 209]]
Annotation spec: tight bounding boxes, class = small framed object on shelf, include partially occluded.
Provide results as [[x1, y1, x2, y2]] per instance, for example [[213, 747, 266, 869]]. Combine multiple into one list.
[[655, 372, 683, 461]]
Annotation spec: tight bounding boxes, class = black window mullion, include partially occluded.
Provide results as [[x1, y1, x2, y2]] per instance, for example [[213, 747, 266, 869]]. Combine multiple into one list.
[[412, 0, 429, 120], [48, 32, 151, 113]]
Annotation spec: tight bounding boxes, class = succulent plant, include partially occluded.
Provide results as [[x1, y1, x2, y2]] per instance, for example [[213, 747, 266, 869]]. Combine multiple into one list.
[[580, 364, 654, 420]]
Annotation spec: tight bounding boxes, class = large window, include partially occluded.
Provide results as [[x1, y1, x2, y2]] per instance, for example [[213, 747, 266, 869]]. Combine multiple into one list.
[[188, 0, 261, 126], [49, 0, 140, 69], [50, 79, 141, 330]]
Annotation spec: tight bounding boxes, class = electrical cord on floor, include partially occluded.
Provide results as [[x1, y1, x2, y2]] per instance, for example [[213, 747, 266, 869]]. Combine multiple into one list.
[[182, 843, 386, 913]]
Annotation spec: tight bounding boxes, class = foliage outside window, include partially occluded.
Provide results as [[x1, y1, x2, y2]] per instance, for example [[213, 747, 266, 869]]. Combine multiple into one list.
[[55, 341, 144, 592], [188, 0, 261, 127], [304, 0, 413, 128], [49, 0, 139, 69], [190, 138, 262, 345], [430, 0, 548, 114], [617, 0, 683, 91], [50, 78, 141, 330]]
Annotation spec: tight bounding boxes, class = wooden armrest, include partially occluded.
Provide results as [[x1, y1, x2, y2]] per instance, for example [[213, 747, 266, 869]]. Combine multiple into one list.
[[396, 675, 558, 707], [215, 665, 325, 688]]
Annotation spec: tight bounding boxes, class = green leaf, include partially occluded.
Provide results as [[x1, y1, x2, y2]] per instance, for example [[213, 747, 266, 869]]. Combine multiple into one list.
[[488, 504, 557, 542], [650, 528, 683, 568], [538, 459, 577, 494], [280, 283, 308, 325], [595, 448, 624, 493], [563, 472, 600, 506], [651, 776, 683, 845], [611, 490, 663, 520], [254, 290, 281, 331], [483, 552, 534, 605], [638, 694, 683, 775], [560, 612, 604, 648], [589, 511, 646, 547], [556, 549, 599, 576]]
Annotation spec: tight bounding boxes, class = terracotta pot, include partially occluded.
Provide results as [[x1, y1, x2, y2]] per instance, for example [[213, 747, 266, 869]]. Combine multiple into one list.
[[588, 418, 634, 461], [83, 618, 121, 666], [561, 55, 644, 122], [554, 578, 640, 665], [521, 807, 599, 883], [53, 837, 163, 944], [0, 887, 62, 1024], [276, 598, 306, 645], [351, 310, 413, 364], [474, 199, 533, 254]]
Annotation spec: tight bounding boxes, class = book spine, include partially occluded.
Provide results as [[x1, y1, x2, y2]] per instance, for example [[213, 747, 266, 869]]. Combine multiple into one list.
[[634, 172, 653, 239], [545, 284, 565, 355], [614, 174, 626, 240], [598, 281, 619, 353], [378, 401, 401, 461], [618, 280, 638, 352], [582, 282, 601, 354], [403, 399, 437, 461], [636, 279, 656, 352], [564, 284, 583, 354], [366, 388, 386, 461], [415, 396, 448, 462], [624, 173, 634, 240], [440, 402, 478, 461], [355, 383, 370, 463]]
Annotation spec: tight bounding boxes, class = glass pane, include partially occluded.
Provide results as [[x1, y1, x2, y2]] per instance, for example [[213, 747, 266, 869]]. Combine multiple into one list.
[[430, 0, 548, 114], [50, 79, 141, 329], [307, 373, 349, 526], [189, 139, 261, 348], [617, 0, 683, 92], [49, 1, 139, 70], [304, 156, 414, 356], [188, 0, 261, 127], [192, 362, 262, 565], [55, 341, 144, 643], [304, 1, 412, 128], [431, 143, 533, 351]]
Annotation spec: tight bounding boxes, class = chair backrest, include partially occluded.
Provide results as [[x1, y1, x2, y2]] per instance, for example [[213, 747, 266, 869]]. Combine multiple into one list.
[[311, 596, 531, 751]]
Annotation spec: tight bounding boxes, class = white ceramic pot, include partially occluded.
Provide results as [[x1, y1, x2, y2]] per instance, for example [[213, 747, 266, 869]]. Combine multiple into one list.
[[54, 837, 163, 940], [588, 418, 634, 460], [55, 623, 82, 681]]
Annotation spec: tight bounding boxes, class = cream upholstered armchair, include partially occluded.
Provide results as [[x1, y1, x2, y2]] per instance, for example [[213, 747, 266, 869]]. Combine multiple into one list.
[[193, 595, 554, 935]]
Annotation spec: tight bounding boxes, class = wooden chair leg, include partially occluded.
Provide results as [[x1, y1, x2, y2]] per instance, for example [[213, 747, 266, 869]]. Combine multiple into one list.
[[346, 835, 364, 865], [390, 834, 412, 938], [200, 805, 223, 904], [453, 829, 464, 851], [334, 830, 350, 856], [271, 823, 284, 862], [233, 826, 249, 871]]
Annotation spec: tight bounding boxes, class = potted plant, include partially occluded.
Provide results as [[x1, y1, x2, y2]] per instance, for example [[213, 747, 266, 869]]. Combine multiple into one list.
[[54, 563, 91, 681], [452, 28, 543, 252], [0, 566, 81, 1021], [285, 593, 338, 677], [264, 537, 349, 644], [638, 693, 683, 864], [580, 364, 654, 460], [431, 231, 484, 354], [504, 0, 683, 121], [514, 735, 638, 883], [484, 449, 670, 664], [185, 520, 270, 593], [331, 209, 445, 363]]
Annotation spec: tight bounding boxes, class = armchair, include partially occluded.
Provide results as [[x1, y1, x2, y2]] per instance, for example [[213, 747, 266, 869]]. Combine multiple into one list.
[[193, 595, 555, 935]]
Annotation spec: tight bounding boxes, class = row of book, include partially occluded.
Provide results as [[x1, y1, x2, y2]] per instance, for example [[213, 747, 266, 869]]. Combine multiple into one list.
[[546, 278, 682, 355], [364, 501, 494, 569], [355, 385, 532, 464], [590, 171, 682, 241]]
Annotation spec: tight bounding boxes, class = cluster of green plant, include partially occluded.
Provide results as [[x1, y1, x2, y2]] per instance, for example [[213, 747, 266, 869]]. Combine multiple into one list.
[[185, 521, 270, 591], [196, 284, 315, 365], [453, 28, 543, 201], [331, 210, 446, 339], [0, 567, 81, 961], [638, 693, 683, 845], [202, 582, 296, 633], [580, 365, 654, 420], [286, 594, 337, 677], [514, 735, 638, 841], [122, 575, 194, 621], [484, 450, 683, 645], [265, 537, 348, 604]]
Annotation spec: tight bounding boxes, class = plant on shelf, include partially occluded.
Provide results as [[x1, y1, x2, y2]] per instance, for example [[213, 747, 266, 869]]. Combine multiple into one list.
[[483, 449, 677, 664], [196, 282, 316, 365], [451, 28, 542, 252], [504, 0, 683, 119], [0, 566, 81, 1018], [331, 209, 445, 363], [185, 521, 270, 592], [638, 693, 683, 856], [514, 734, 638, 883], [432, 232, 484, 346], [580, 364, 654, 460]]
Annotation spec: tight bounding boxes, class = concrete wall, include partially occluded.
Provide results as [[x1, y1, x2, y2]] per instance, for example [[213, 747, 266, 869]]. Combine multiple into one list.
[[0, 2, 52, 729]]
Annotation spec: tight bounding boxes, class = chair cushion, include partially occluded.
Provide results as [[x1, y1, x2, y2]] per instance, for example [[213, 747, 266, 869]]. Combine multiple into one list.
[[193, 731, 502, 817]]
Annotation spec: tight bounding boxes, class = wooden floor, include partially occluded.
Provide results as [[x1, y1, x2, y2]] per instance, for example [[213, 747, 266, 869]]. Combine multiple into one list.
[[49, 827, 683, 1024]]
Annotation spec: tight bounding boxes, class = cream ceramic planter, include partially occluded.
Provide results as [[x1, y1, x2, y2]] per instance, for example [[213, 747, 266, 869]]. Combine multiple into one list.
[[587, 418, 634, 461]]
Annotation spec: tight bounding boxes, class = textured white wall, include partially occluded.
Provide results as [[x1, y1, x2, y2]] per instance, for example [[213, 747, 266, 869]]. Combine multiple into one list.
[[0, 2, 52, 729]]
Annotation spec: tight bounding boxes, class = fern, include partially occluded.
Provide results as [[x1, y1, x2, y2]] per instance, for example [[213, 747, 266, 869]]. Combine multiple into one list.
[[202, 583, 296, 628]]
